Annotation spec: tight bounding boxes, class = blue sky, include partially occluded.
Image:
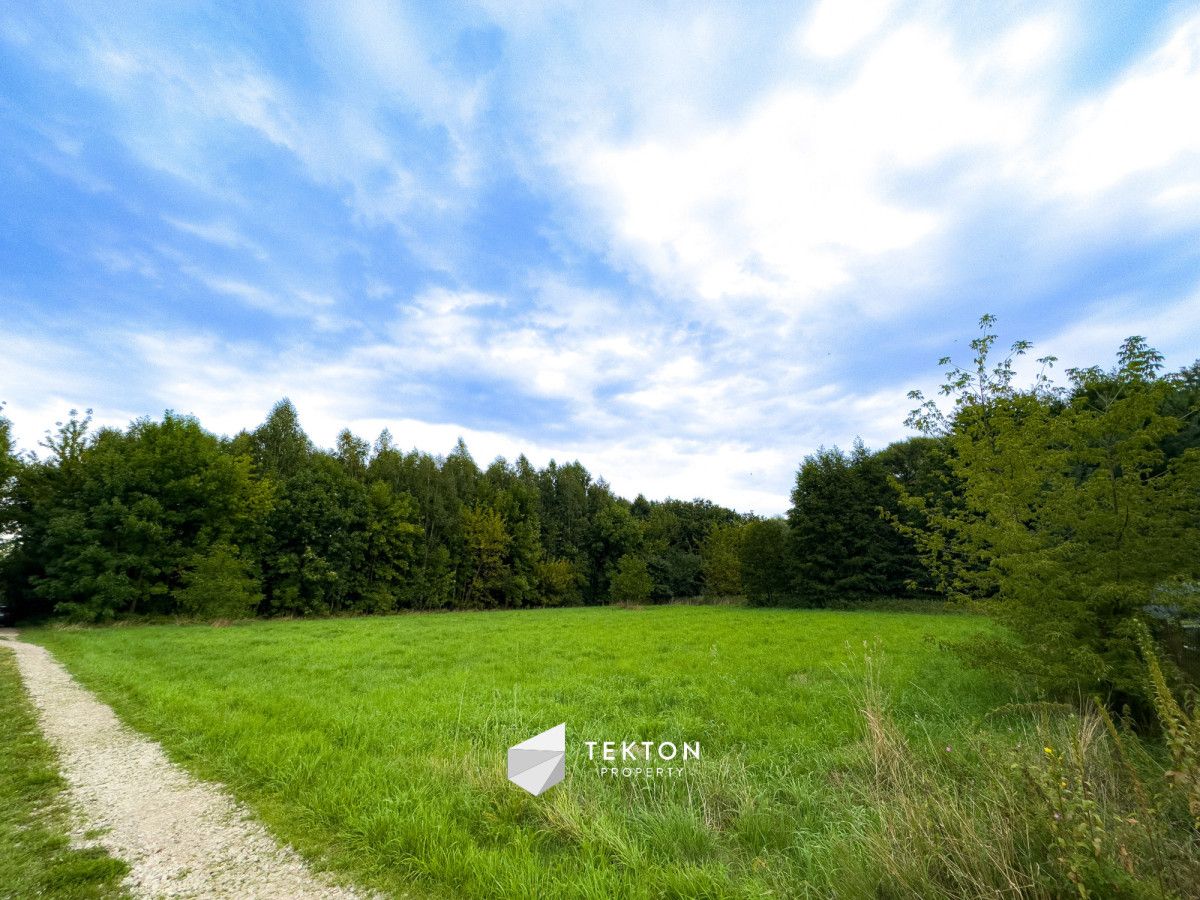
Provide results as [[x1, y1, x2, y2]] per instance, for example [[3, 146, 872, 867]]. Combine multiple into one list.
[[2, 1, 1199, 514]]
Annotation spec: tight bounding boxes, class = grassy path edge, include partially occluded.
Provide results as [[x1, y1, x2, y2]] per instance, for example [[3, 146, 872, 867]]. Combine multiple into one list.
[[0, 634, 129, 900], [0, 630, 372, 900]]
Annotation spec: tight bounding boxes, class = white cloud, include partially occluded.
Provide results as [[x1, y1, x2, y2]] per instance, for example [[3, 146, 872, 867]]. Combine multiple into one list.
[[71, 26, 460, 236], [305, 1, 485, 133], [549, 18, 1056, 325], [177, 268, 339, 322], [377, 283, 661, 427], [800, 0, 895, 58], [1035, 290, 1200, 376], [162, 217, 268, 260], [0, 330, 147, 455], [1047, 16, 1200, 202]]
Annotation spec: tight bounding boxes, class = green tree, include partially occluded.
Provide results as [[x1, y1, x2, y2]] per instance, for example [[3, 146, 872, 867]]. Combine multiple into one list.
[[739, 518, 790, 605], [176, 543, 262, 619], [459, 504, 510, 607], [1162, 361, 1200, 460], [701, 521, 745, 596], [0, 403, 18, 540], [788, 441, 920, 606], [1, 411, 93, 620], [609, 553, 652, 604], [335, 429, 370, 480], [250, 399, 312, 480], [14, 412, 266, 622], [479, 459, 545, 606], [874, 436, 951, 598], [641, 499, 739, 600], [352, 482, 422, 612], [262, 454, 354, 615], [537, 460, 591, 576], [907, 317, 1200, 703], [0, 403, 16, 480], [586, 491, 640, 603], [368, 441, 458, 608]]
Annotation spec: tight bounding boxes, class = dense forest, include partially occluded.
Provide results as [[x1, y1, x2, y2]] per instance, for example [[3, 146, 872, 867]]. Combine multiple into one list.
[[0, 397, 756, 622], [1, 318, 1198, 703]]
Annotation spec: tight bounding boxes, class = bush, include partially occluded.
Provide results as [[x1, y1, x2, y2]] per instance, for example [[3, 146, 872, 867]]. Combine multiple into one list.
[[176, 543, 262, 620], [609, 554, 652, 604], [536, 557, 582, 606]]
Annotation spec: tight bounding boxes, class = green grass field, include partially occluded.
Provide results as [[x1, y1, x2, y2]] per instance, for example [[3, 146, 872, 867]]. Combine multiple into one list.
[[28, 606, 1014, 899], [0, 649, 129, 900]]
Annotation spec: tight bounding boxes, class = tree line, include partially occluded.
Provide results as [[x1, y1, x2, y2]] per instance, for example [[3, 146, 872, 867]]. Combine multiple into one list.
[[0, 395, 938, 623], [1, 318, 1197, 705], [0, 400, 750, 621]]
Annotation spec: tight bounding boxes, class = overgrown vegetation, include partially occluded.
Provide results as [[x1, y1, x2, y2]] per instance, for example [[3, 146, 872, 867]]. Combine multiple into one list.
[[843, 636, 1200, 898], [0, 649, 129, 899], [903, 318, 1200, 706]]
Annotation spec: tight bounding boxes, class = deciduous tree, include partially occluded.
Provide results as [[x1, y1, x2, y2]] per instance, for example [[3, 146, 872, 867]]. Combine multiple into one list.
[[907, 317, 1200, 703]]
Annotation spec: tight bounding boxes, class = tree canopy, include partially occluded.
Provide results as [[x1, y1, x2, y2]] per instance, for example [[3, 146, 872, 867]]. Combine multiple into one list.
[[0, 404, 744, 622], [904, 317, 1200, 703]]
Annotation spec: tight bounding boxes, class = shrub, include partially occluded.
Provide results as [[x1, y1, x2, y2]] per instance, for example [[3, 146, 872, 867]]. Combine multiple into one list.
[[609, 554, 652, 604], [536, 557, 582, 606], [176, 543, 262, 620]]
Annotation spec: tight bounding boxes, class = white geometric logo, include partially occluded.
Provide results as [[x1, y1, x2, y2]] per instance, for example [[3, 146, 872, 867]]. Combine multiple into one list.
[[507, 723, 566, 796]]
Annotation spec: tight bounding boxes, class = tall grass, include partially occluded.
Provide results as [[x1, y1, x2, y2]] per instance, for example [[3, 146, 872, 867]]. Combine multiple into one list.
[[842, 641, 1200, 898]]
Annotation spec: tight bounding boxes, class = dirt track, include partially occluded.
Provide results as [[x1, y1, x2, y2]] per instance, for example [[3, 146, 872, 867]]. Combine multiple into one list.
[[0, 629, 368, 899]]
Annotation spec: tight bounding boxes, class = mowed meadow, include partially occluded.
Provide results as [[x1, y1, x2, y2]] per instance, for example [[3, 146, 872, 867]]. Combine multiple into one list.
[[29, 607, 1011, 899]]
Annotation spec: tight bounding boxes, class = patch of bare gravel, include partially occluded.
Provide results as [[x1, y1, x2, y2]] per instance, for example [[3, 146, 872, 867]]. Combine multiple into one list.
[[0, 630, 369, 899]]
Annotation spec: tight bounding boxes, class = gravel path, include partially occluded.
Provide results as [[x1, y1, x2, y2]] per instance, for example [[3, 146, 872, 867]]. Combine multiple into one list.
[[0, 629, 369, 899]]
